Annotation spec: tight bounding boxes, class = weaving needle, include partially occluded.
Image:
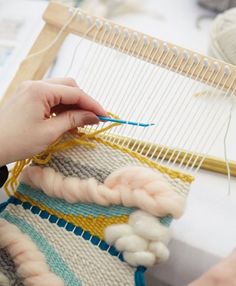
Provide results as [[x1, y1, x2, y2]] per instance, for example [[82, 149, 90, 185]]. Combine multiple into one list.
[[98, 116, 155, 127]]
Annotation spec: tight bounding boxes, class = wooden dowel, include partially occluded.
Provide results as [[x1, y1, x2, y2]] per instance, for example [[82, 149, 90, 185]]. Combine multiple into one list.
[[102, 134, 236, 177]]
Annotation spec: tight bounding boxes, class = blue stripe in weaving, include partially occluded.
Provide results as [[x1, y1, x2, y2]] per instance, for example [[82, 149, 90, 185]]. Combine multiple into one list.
[[0, 210, 81, 286], [160, 215, 172, 226], [3, 198, 146, 285], [0, 201, 8, 213], [17, 183, 135, 217], [135, 266, 146, 286], [6, 197, 125, 262]]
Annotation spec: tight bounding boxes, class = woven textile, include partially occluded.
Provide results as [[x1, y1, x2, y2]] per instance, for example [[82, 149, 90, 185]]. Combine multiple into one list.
[[0, 135, 193, 286]]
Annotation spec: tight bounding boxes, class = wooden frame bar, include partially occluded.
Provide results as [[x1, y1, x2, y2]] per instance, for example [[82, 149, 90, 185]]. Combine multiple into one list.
[[40, 3, 236, 94], [102, 134, 236, 177]]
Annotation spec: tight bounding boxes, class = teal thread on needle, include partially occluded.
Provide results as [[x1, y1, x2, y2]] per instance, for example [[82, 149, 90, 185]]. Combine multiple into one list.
[[98, 116, 155, 127]]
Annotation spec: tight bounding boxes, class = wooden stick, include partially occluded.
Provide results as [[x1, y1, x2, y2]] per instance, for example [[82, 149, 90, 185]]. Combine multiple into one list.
[[101, 134, 236, 177]]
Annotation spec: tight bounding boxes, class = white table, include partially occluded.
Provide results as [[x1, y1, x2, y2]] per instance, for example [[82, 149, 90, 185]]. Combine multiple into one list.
[[0, 1, 236, 286]]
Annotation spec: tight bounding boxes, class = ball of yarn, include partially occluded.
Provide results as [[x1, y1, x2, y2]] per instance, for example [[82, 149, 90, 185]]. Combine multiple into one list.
[[208, 7, 236, 65]]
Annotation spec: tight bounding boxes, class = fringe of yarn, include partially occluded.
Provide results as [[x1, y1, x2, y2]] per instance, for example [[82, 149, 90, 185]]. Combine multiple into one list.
[[0, 219, 64, 286], [19, 165, 186, 218], [4, 117, 119, 196], [105, 210, 170, 267]]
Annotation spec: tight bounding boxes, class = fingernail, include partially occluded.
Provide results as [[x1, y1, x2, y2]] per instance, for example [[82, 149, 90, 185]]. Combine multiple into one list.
[[85, 114, 100, 125]]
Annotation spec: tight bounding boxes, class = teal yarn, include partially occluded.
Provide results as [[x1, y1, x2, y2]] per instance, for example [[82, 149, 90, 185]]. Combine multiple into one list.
[[0, 210, 82, 286], [18, 183, 136, 217], [1, 197, 146, 286]]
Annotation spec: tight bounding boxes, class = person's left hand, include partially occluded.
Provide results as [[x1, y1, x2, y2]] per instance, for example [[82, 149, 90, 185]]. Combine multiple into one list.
[[0, 78, 106, 165], [189, 249, 236, 286]]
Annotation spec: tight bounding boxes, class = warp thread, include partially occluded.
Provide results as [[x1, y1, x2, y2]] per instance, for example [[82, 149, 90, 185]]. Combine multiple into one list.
[[105, 210, 170, 267], [19, 165, 186, 218], [0, 219, 64, 286]]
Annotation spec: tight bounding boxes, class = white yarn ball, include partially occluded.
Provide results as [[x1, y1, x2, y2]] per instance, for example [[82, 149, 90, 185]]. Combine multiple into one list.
[[209, 7, 236, 65]]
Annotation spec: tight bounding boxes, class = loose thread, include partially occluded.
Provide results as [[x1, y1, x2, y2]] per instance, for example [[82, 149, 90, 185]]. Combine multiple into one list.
[[224, 99, 234, 195]]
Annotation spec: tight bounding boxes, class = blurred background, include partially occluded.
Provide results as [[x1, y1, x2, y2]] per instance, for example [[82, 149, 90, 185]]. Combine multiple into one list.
[[0, 1, 236, 285]]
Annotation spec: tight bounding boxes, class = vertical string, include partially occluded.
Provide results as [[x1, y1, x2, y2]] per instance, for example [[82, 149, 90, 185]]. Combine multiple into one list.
[[181, 71, 233, 170], [85, 27, 120, 133], [191, 85, 235, 172], [101, 33, 145, 141], [64, 23, 98, 78], [88, 28, 121, 103], [193, 94, 235, 198], [162, 63, 217, 166], [123, 48, 178, 151], [74, 27, 101, 81], [82, 29, 110, 91], [135, 52, 189, 155], [112, 43, 174, 146], [144, 53, 197, 160], [96, 29, 131, 110], [25, 8, 79, 61], [108, 34, 147, 125], [115, 38, 157, 147], [223, 100, 233, 195], [151, 56, 205, 163]]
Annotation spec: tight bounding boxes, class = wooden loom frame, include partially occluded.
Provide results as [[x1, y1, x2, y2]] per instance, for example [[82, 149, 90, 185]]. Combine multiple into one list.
[[3, 2, 236, 177]]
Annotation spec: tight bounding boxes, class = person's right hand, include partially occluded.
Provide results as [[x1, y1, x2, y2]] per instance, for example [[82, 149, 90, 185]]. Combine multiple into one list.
[[0, 78, 106, 166]]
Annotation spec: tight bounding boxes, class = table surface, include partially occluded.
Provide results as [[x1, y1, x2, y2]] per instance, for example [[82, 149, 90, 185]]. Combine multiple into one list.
[[0, 1, 236, 286]]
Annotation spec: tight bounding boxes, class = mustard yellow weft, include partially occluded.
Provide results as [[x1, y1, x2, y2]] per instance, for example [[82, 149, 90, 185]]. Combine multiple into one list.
[[14, 192, 129, 240]]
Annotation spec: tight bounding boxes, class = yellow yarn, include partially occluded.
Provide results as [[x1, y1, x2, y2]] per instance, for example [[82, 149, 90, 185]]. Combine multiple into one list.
[[15, 192, 129, 240], [94, 137, 194, 183], [4, 111, 193, 196], [4, 117, 120, 196]]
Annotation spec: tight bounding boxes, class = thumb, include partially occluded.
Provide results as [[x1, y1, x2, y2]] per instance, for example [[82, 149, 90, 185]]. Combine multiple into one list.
[[48, 110, 99, 136]]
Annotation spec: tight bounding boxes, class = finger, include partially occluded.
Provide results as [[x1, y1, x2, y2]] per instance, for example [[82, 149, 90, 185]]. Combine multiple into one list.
[[43, 77, 78, 87], [51, 104, 78, 115], [44, 83, 107, 116], [48, 110, 99, 136]]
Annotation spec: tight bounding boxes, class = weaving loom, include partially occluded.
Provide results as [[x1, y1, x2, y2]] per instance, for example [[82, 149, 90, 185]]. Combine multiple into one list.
[[0, 2, 236, 286]]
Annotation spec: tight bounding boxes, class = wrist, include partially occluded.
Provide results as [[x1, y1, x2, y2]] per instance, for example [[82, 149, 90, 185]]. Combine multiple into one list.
[[0, 148, 10, 166]]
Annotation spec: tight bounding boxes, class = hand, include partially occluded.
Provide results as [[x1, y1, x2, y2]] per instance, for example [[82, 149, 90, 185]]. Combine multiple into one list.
[[0, 78, 106, 165], [189, 249, 236, 286]]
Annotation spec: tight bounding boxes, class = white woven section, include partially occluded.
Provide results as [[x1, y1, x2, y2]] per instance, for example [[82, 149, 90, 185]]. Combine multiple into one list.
[[8, 204, 135, 286]]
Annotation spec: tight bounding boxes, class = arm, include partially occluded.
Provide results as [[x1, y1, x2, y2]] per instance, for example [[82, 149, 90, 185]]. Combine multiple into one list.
[[189, 250, 236, 286]]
